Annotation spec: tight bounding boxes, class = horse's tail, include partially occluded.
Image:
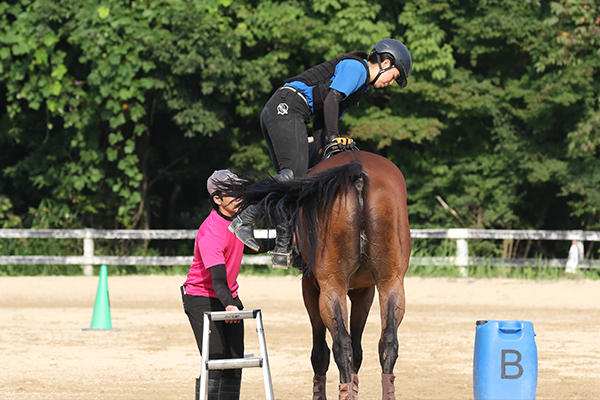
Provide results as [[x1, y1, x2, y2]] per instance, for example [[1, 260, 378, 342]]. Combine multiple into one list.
[[292, 162, 367, 271], [217, 163, 366, 270]]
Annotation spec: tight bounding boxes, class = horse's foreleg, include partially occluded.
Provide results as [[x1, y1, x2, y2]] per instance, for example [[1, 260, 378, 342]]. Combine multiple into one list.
[[376, 278, 406, 400], [302, 276, 330, 400], [348, 286, 375, 373]]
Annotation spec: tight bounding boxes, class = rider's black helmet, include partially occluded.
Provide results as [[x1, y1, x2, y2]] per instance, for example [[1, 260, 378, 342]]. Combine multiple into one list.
[[371, 39, 412, 87]]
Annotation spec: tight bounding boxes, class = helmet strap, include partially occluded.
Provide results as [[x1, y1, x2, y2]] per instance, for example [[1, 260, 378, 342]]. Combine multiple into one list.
[[370, 53, 396, 86]]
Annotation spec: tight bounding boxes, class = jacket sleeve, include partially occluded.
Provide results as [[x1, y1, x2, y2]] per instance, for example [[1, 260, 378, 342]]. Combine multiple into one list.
[[322, 89, 345, 139]]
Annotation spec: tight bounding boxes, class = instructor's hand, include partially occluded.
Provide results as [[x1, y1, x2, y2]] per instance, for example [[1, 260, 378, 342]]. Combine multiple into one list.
[[225, 305, 240, 324]]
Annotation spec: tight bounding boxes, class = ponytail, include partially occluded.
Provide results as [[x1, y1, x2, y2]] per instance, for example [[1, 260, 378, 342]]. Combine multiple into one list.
[[343, 50, 369, 59]]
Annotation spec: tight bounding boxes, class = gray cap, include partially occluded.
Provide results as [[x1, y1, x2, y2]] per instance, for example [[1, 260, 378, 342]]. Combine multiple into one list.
[[206, 169, 241, 195]]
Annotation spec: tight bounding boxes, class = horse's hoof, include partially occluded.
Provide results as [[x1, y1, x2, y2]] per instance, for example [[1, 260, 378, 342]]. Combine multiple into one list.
[[339, 374, 359, 400], [312, 374, 327, 400], [382, 373, 395, 400]]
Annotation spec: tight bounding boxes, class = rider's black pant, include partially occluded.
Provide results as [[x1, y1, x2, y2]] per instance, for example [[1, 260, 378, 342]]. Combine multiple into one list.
[[260, 87, 314, 177]]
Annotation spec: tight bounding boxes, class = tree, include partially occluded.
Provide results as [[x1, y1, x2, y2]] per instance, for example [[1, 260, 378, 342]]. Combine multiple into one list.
[[1, 0, 599, 261], [1, 0, 245, 228]]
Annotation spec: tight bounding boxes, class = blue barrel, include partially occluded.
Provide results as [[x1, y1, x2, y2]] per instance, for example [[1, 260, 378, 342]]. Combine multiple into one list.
[[473, 320, 537, 400]]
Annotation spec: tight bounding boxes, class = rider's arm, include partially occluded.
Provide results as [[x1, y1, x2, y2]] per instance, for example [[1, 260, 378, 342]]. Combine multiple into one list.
[[323, 89, 345, 139], [324, 59, 367, 140], [208, 263, 236, 307]]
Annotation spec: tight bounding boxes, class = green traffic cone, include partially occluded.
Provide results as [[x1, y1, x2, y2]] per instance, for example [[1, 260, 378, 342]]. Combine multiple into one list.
[[83, 265, 118, 331]]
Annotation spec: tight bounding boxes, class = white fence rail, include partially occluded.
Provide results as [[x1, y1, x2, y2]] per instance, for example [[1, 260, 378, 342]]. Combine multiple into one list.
[[1, 229, 599, 275]]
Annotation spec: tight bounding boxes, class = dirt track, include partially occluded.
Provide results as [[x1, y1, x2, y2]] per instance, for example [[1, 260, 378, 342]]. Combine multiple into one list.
[[1, 274, 599, 399]]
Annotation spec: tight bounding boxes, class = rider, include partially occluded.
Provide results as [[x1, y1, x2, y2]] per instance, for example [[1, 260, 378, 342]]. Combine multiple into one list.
[[229, 38, 412, 268]]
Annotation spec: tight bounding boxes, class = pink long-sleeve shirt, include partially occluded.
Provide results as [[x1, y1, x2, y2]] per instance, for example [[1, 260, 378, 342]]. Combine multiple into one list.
[[183, 209, 244, 298]]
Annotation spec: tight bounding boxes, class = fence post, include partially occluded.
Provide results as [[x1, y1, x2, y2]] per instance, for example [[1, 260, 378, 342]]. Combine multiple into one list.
[[565, 240, 584, 274], [456, 239, 469, 277], [82, 229, 94, 276], [448, 229, 469, 277]]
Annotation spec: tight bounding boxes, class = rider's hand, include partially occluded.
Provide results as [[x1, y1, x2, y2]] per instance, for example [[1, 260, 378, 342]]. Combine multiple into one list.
[[323, 136, 358, 158], [329, 137, 354, 146], [225, 305, 240, 324]]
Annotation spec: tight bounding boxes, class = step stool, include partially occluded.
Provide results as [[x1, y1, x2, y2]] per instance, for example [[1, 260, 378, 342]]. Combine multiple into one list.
[[198, 309, 274, 400]]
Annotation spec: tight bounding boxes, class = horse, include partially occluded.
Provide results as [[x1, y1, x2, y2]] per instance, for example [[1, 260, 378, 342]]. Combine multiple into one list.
[[220, 150, 411, 400]]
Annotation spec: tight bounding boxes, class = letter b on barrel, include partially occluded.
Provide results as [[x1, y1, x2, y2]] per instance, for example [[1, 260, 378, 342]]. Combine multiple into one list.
[[473, 320, 537, 400], [501, 349, 523, 379]]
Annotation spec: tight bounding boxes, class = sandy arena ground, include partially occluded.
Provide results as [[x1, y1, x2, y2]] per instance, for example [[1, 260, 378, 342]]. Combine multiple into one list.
[[1, 274, 599, 399]]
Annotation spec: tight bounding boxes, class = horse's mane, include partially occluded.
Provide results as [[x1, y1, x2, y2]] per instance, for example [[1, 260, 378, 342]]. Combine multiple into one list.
[[216, 162, 365, 273]]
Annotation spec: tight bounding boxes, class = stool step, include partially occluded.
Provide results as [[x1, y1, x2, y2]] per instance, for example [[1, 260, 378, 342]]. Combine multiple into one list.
[[207, 356, 263, 370], [199, 309, 274, 399], [208, 310, 258, 321]]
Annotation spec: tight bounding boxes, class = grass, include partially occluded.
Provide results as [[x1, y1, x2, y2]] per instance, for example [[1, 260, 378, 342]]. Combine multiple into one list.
[[407, 264, 599, 280], [1, 263, 597, 280]]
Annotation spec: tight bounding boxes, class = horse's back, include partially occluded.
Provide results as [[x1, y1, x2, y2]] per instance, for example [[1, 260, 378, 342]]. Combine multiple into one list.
[[312, 151, 408, 220], [312, 151, 405, 190]]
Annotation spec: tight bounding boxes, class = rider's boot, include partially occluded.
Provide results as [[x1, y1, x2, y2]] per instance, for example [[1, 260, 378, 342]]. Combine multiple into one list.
[[273, 167, 294, 183], [269, 168, 294, 269], [270, 221, 293, 269], [229, 203, 260, 251], [228, 168, 294, 252]]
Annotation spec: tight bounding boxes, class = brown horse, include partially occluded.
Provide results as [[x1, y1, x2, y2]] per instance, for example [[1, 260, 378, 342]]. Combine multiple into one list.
[[299, 151, 410, 400], [220, 150, 410, 399]]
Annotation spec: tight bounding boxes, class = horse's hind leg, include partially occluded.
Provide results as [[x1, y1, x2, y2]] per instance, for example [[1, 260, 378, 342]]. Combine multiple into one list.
[[376, 277, 406, 400], [302, 276, 330, 400], [317, 280, 358, 399], [348, 286, 375, 373]]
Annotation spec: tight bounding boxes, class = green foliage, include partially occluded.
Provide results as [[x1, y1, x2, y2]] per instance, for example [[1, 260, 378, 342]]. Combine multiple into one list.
[[1, 0, 245, 229], [0, 265, 84, 276]]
